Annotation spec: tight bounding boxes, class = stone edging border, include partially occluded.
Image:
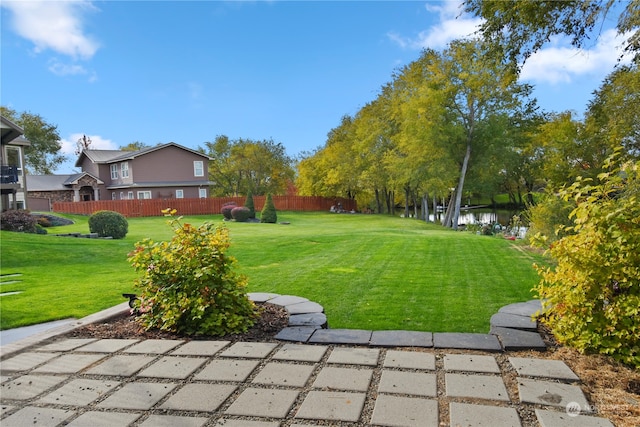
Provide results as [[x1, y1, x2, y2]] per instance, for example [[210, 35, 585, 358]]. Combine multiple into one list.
[[251, 292, 546, 352]]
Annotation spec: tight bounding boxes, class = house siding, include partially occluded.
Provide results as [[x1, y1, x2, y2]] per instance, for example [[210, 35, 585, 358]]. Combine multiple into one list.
[[129, 145, 206, 182]]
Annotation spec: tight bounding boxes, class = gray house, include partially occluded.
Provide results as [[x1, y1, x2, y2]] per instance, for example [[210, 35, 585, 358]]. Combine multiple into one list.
[[1, 115, 30, 211], [28, 142, 212, 210]]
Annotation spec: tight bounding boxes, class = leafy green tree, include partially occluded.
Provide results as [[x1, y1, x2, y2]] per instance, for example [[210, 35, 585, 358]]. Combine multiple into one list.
[[465, 0, 640, 65], [533, 151, 639, 367], [120, 141, 150, 151], [1, 106, 66, 174], [200, 136, 294, 196]]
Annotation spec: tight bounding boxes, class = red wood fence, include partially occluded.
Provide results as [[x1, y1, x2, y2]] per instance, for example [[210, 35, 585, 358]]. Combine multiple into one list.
[[53, 196, 357, 217]]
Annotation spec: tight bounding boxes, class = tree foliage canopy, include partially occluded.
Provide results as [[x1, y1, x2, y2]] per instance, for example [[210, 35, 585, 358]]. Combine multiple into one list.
[[1, 106, 67, 174]]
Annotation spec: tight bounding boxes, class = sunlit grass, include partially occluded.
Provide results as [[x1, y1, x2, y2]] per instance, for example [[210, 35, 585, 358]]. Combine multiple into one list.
[[1, 211, 545, 332]]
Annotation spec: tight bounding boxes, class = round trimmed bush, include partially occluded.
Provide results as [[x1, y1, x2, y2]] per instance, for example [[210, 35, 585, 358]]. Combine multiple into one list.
[[0, 209, 37, 233], [89, 210, 128, 239], [231, 206, 251, 222], [221, 202, 237, 220]]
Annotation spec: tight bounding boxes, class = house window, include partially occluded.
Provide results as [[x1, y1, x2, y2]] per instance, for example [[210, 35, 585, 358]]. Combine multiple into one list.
[[137, 191, 152, 199], [128, 191, 133, 199], [194, 160, 204, 177], [121, 162, 129, 178], [112, 192, 117, 200], [5, 147, 21, 171], [120, 192, 125, 200], [176, 189, 184, 199], [199, 188, 207, 198], [110, 164, 118, 179]]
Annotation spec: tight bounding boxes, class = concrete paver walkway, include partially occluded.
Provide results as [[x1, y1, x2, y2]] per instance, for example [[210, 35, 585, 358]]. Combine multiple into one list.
[[1, 338, 614, 426]]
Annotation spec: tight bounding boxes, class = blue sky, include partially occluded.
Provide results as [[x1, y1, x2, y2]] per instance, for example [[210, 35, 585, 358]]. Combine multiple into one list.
[[1, 1, 632, 174]]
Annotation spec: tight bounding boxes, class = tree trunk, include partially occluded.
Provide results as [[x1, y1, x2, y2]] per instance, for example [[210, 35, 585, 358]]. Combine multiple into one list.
[[404, 185, 410, 218], [452, 143, 472, 230], [412, 191, 419, 219], [442, 193, 456, 227], [375, 189, 382, 213], [422, 193, 430, 222]]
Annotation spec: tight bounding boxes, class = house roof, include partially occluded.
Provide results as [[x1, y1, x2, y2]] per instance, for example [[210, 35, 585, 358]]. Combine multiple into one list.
[[28, 173, 104, 191], [74, 142, 211, 167], [1, 115, 25, 145]]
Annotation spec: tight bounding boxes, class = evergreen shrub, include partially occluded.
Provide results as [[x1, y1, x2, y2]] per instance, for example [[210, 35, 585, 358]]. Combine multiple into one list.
[[88, 210, 128, 239], [260, 193, 277, 223], [244, 191, 256, 219]]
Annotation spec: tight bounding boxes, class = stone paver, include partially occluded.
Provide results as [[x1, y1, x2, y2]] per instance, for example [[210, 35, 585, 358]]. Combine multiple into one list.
[[123, 339, 184, 354], [214, 421, 279, 427], [253, 362, 316, 387], [275, 326, 319, 342], [0, 352, 59, 371], [444, 354, 500, 373], [194, 358, 260, 381], [75, 338, 139, 353], [86, 354, 156, 376], [1, 406, 74, 426], [37, 378, 120, 406], [288, 313, 327, 327], [450, 402, 521, 427], [378, 370, 437, 396], [445, 373, 510, 401], [66, 411, 141, 426], [37, 338, 97, 352], [286, 301, 324, 314], [370, 394, 438, 427], [225, 387, 298, 418], [138, 356, 207, 379], [434, 333, 502, 351], [327, 347, 379, 366], [97, 382, 177, 410], [138, 414, 208, 427], [219, 341, 278, 358], [313, 366, 373, 391], [509, 357, 580, 380], [308, 328, 372, 345], [370, 330, 433, 347], [499, 300, 542, 317], [384, 350, 435, 370], [268, 295, 309, 306], [159, 383, 236, 411], [492, 326, 547, 351], [295, 390, 366, 422], [272, 343, 327, 362], [170, 340, 230, 356], [490, 311, 537, 330], [535, 409, 615, 427], [32, 353, 106, 373], [1, 374, 67, 400], [518, 378, 591, 410]]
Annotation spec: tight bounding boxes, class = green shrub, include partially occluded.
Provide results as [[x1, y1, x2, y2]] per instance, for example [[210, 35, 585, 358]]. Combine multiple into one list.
[[260, 193, 277, 223], [534, 152, 640, 368], [244, 191, 256, 219], [88, 210, 128, 239], [128, 209, 257, 336], [231, 206, 251, 222], [221, 202, 237, 220], [0, 210, 37, 233], [524, 192, 574, 247]]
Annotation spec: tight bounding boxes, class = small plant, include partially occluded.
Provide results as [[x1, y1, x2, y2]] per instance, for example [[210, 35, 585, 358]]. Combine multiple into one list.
[[0, 209, 37, 233], [244, 191, 256, 219], [260, 193, 277, 223], [88, 210, 128, 239], [128, 209, 257, 336], [221, 202, 237, 220], [231, 206, 251, 222]]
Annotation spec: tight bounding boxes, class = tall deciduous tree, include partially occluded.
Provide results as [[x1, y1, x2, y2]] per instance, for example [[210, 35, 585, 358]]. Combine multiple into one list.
[[200, 136, 294, 197], [1, 106, 66, 174], [465, 0, 640, 65]]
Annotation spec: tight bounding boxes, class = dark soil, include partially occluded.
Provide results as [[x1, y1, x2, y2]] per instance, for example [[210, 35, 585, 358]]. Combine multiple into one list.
[[64, 302, 289, 342]]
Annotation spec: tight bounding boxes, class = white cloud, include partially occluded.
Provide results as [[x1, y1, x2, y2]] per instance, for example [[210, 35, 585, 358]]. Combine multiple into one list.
[[2, 0, 99, 59], [520, 29, 633, 84], [60, 133, 118, 156], [388, 1, 482, 50]]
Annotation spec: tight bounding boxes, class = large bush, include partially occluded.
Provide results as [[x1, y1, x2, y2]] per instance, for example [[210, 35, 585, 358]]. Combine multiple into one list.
[[533, 153, 639, 367], [128, 209, 257, 336], [88, 210, 128, 239], [221, 202, 237, 220], [260, 193, 277, 223], [231, 206, 251, 222], [524, 192, 574, 247], [0, 209, 37, 233]]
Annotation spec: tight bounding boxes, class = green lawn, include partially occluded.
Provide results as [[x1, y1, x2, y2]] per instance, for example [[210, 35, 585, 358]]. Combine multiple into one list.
[[0, 212, 546, 332]]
